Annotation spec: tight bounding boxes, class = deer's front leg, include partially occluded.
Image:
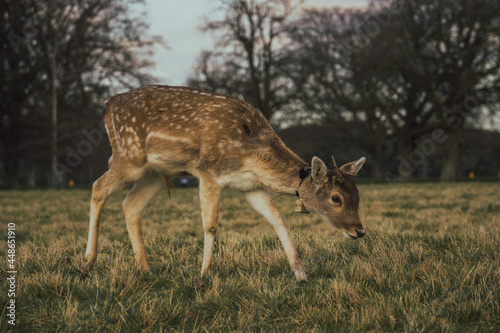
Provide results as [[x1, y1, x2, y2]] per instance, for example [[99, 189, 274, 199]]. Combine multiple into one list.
[[245, 190, 307, 282], [199, 174, 221, 276]]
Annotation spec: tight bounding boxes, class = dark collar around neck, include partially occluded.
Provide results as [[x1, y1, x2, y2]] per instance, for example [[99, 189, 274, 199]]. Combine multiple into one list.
[[296, 166, 311, 197]]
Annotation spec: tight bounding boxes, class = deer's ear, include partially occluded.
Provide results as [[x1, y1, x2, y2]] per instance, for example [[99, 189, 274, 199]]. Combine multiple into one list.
[[311, 156, 328, 184], [340, 157, 366, 176]]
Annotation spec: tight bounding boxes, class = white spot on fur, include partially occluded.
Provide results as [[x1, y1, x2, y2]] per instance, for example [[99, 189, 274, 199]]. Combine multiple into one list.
[[146, 132, 193, 144], [228, 140, 242, 148]]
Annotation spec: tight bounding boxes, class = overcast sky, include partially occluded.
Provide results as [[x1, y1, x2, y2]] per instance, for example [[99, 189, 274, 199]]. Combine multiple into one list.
[[145, 0, 369, 85]]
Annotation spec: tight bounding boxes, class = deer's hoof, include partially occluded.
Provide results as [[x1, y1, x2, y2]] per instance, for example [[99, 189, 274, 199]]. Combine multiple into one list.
[[79, 267, 90, 279], [296, 279, 308, 286], [79, 259, 94, 279]]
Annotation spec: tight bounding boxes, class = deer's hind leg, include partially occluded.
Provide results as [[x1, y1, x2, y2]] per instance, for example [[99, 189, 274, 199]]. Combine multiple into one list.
[[198, 174, 222, 276], [122, 173, 165, 271], [80, 167, 130, 275]]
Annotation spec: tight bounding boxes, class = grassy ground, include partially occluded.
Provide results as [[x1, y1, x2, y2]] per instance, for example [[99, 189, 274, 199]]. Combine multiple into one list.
[[1, 182, 499, 332]]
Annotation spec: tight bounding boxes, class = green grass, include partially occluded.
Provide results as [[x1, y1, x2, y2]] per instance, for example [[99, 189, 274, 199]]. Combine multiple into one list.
[[1, 182, 499, 332]]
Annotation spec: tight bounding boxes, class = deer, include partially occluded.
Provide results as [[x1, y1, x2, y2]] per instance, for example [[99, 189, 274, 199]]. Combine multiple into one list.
[[79, 85, 366, 282]]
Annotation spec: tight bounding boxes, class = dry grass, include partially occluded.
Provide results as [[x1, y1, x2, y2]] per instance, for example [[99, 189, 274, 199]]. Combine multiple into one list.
[[1, 182, 499, 332]]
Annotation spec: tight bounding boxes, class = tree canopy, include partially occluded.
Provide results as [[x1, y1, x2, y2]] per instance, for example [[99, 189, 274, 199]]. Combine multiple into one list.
[[1, 0, 163, 188], [191, 0, 500, 180]]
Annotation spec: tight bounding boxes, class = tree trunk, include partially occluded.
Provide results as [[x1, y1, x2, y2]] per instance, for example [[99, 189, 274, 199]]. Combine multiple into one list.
[[421, 157, 428, 179], [371, 160, 384, 179], [440, 129, 463, 182], [27, 165, 36, 187], [371, 144, 386, 179], [397, 138, 417, 180], [49, 50, 58, 188], [3, 152, 19, 189]]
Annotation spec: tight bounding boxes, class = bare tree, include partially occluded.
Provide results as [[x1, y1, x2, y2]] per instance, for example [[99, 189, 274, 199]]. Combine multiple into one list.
[[285, 7, 400, 178], [375, 0, 500, 181], [0, 0, 162, 188], [286, 0, 500, 180], [188, 0, 303, 120]]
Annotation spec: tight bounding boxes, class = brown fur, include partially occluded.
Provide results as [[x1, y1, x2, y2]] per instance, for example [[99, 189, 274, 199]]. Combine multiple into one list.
[[80, 85, 366, 281], [103, 85, 304, 181]]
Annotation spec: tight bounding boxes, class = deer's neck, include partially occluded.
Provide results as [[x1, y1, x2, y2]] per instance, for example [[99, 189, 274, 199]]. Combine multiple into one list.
[[268, 163, 308, 195], [255, 140, 308, 195]]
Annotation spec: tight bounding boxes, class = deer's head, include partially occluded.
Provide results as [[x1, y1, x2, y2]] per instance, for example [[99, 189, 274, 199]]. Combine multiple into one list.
[[298, 156, 366, 239]]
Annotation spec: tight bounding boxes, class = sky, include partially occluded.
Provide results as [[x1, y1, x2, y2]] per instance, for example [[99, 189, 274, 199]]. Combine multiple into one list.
[[144, 0, 369, 85]]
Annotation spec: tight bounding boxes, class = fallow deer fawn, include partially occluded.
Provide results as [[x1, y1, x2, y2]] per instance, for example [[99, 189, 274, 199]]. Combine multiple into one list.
[[80, 85, 366, 282]]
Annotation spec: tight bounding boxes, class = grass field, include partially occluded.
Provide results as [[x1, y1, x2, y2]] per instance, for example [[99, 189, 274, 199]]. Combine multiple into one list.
[[1, 182, 499, 332]]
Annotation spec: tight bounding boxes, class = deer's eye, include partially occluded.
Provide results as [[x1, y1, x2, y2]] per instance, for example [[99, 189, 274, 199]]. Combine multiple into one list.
[[332, 195, 342, 206]]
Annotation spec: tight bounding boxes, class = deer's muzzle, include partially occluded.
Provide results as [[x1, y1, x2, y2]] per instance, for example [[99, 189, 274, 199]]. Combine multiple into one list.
[[344, 227, 365, 239]]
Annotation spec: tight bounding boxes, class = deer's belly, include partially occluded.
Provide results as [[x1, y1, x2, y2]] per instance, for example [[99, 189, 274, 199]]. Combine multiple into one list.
[[216, 171, 261, 191]]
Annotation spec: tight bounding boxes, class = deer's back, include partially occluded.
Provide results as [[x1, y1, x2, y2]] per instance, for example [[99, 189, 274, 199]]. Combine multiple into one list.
[[103, 86, 279, 176]]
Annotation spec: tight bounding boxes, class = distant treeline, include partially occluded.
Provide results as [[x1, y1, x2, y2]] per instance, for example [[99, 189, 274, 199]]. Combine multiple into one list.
[[188, 0, 500, 182], [1, 0, 499, 188], [279, 126, 500, 181]]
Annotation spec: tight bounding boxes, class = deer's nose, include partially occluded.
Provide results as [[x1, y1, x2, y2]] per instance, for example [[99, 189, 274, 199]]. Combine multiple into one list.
[[355, 229, 365, 238]]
